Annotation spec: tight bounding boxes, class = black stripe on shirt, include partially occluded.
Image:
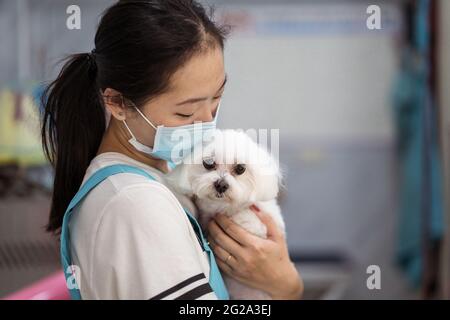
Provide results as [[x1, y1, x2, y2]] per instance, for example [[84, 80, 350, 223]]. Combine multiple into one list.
[[149, 273, 206, 300], [175, 283, 213, 300]]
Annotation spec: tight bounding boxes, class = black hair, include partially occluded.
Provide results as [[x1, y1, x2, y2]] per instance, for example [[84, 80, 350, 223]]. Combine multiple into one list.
[[41, 0, 229, 234]]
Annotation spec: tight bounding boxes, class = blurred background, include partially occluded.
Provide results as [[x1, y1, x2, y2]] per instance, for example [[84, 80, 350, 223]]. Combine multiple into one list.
[[0, 0, 449, 299]]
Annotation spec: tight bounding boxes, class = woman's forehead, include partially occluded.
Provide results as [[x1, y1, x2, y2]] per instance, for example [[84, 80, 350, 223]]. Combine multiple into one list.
[[167, 48, 225, 98]]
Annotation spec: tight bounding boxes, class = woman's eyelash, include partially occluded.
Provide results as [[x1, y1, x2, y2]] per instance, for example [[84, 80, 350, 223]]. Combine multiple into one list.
[[175, 113, 194, 118], [176, 97, 221, 118]]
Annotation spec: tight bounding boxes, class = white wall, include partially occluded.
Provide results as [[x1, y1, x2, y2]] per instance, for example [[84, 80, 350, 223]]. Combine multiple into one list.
[[215, 1, 403, 143]]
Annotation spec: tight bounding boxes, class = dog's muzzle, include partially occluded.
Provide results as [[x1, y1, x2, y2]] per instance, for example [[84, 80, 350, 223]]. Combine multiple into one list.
[[213, 178, 229, 196]]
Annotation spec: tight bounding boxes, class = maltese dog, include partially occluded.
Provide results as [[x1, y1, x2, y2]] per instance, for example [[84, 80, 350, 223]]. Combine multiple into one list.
[[166, 129, 285, 300]]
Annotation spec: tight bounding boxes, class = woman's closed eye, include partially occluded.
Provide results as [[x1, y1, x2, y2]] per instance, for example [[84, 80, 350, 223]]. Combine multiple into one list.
[[176, 97, 222, 118], [175, 112, 194, 118]]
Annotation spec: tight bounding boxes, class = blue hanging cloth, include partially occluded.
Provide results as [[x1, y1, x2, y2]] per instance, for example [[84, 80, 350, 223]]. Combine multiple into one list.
[[393, 0, 444, 287]]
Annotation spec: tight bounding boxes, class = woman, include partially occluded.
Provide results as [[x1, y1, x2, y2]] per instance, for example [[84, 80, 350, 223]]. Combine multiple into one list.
[[42, 0, 303, 300]]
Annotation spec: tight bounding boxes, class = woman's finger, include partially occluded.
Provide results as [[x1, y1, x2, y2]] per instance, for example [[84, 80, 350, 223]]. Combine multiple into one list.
[[208, 237, 238, 269], [216, 257, 236, 278], [208, 219, 245, 260], [250, 205, 284, 242], [214, 213, 257, 247]]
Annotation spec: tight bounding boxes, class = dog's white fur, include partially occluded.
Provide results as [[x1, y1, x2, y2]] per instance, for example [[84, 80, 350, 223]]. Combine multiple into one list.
[[166, 129, 285, 300]]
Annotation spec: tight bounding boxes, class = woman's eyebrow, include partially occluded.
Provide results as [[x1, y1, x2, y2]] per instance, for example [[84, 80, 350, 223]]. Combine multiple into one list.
[[176, 74, 227, 106]]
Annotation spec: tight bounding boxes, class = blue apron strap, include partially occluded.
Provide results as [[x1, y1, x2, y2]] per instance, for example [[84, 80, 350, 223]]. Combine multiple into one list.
[[60, 164, 156, 299], [60, 164, 229, 300], [183, 210, 230, 300]]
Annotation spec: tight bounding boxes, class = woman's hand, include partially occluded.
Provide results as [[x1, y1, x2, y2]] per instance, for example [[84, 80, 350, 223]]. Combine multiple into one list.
[[206, 205, 304, 300]]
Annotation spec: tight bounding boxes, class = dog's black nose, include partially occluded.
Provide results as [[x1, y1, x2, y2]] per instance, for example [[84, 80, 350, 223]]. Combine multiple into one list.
[[214, 179, 229, 193]]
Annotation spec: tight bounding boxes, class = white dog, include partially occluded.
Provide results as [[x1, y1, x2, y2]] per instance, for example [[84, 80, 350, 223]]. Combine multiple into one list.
[[166, 129, 285, 300]]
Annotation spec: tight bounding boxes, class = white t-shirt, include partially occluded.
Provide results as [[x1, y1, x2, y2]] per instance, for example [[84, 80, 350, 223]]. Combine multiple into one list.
[[69, 152, 217, 300]]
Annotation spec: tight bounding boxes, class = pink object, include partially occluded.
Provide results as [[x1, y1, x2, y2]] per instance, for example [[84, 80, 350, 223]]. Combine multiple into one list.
[[3, 271, 70, 300]]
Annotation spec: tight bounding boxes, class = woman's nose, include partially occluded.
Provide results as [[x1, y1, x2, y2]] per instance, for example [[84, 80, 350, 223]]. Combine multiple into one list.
[[195, 102, 215, 122]]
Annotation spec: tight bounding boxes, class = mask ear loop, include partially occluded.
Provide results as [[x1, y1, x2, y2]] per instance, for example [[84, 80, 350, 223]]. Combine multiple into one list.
[[132, 105, 158, 130], [121, 94, 159, 130], [122, 120, 136, 140], [213, 99, 222, 122], [106, 94, 136, 141], [102, 94, 134, 139], [120, 94, 158, 138]]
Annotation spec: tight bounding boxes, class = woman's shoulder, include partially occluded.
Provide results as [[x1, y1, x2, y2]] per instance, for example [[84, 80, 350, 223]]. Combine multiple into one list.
[[82, 151, 167, 185], [97, 181, 188, 230], [94, 154, 183, 214], [72, 152, 189, 240]]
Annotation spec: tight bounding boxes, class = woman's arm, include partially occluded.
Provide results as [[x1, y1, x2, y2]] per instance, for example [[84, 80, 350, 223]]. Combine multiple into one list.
[[207, 206, 304, 300]]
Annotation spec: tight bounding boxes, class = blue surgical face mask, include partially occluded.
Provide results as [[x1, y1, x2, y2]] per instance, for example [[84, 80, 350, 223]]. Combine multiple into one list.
[[123, 100, 221, 164]]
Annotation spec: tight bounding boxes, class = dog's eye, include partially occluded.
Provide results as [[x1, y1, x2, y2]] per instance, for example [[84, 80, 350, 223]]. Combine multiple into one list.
[[202, 158, 216, 170], [234, 164, 246, 175]]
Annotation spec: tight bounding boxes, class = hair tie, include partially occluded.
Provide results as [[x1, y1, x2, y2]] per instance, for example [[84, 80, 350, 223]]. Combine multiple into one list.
[[87, 49, 98, 78]]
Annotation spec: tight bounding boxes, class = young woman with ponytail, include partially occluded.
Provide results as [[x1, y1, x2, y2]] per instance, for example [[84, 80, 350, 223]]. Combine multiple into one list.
[[41, 0, 303, 300]]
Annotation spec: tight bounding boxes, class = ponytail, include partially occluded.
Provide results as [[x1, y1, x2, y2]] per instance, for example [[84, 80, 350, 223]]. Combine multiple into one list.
[[41, 52, 105, 234], [41, 0, 229, 235]]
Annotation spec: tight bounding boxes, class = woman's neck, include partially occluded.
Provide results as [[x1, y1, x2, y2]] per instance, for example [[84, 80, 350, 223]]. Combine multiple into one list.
[[97, 118, 169, 174]]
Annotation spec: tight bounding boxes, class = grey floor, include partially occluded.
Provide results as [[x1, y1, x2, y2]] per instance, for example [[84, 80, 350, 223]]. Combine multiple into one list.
[[0, 192, 59, 298]]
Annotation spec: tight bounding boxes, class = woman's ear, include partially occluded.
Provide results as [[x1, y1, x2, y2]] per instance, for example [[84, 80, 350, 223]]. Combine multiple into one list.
[[102, 88, 127, 121]]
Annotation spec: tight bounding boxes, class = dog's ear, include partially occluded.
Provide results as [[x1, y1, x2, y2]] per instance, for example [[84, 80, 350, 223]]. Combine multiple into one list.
[[166, 165, 194, 196], [226, 129, 281, 202], [248, 149, 281, 202], [251, 166, 280, 201]]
